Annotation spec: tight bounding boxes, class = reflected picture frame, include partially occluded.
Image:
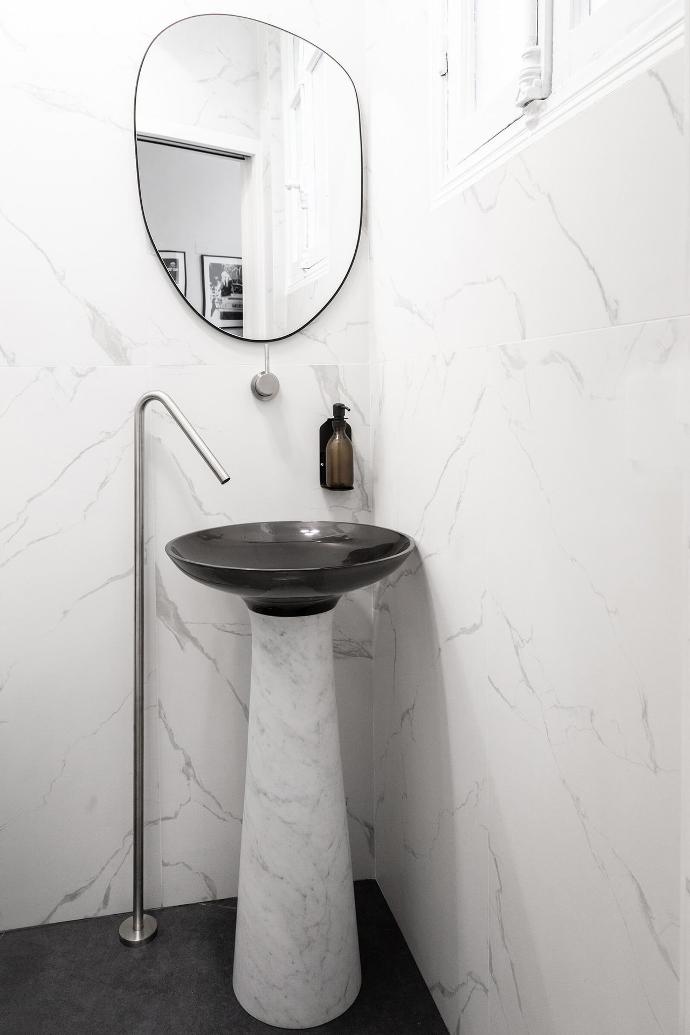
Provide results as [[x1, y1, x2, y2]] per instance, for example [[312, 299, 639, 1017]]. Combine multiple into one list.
[[202, 254, 243, 332], [158, 250, 186, 295]]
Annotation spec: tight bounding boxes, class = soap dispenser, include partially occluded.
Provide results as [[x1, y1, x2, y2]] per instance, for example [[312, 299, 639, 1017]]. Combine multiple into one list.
[[321, 404, 354, 490]]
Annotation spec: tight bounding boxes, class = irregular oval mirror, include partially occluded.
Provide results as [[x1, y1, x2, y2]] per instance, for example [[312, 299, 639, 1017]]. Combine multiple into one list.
[[135, 15, 362, 342]]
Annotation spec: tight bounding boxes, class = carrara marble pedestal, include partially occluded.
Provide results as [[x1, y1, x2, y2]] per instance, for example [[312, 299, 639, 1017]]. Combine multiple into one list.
[[233, 610, 361, 1028]]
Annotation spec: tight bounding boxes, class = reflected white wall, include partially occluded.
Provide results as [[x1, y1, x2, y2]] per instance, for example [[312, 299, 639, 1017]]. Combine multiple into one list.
[[137, 142, 244, 316]]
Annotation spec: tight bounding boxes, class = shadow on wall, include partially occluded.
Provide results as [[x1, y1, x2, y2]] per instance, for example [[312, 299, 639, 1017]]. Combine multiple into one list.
[[373, 547, 548, 1033], [373, 549, 466, 1021]]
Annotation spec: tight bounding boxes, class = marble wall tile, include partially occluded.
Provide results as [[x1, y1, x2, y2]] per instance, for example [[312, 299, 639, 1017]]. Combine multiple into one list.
[[366, 4, 688, 1031], [372, 321, 689, 1035], [0, 361, 374, 929], [372, 349, 490, 1035], [484, 321, 686, 1035], [366, 0, 686, 368], [0, 0, 373, 931], [0, 366, 161, 930]]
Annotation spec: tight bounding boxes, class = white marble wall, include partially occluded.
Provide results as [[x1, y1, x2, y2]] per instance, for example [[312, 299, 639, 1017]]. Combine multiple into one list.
[[3, 11, 689, 1035], [0, 0, 373, 932], [367, 3, 689, 1033]]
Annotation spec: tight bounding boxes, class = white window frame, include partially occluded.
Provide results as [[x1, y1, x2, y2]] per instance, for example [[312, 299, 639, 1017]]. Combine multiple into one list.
[[443, 0, 552, 170], [552, 0, 680, 94], [282, 39, 329, 293], [432, 0, 683, 206]]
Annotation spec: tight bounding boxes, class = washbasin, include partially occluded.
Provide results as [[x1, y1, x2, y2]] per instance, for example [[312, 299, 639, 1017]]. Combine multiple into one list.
[[165, 520, 414, 616], [164, 518, 414, 1028]]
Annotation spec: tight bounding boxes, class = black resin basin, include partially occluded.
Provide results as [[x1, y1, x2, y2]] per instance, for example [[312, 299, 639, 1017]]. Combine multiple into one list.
[[165, 521, 414, 616]]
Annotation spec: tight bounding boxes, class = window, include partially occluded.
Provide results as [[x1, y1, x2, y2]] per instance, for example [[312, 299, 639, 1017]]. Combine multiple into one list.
[[282, 39, 329, 291], [434, 0, 682, 201], [443, 0, 551, 168]]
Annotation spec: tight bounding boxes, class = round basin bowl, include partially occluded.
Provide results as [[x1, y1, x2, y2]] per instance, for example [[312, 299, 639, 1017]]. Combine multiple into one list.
[[165, 520, 414, 616]]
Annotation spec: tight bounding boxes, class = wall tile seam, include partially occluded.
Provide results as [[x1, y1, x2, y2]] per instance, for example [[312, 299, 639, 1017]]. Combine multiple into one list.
[[0, 360, 375, 373], [368, 312, 690, 366]]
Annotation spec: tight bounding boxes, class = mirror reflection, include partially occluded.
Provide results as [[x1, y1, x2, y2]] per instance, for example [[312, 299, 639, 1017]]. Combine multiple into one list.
[[135, 15, 362, 342]]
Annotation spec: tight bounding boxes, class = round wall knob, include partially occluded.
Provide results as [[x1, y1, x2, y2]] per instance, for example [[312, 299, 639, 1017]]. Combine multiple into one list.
[[251, 371, 280, 401]]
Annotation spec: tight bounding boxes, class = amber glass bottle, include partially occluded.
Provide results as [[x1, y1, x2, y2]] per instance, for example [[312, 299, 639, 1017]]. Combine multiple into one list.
[[325, 404, 354, 490]]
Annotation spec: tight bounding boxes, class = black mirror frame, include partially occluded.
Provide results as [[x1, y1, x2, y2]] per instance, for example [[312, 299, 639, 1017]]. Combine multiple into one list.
[[133, 13, 363, 345]]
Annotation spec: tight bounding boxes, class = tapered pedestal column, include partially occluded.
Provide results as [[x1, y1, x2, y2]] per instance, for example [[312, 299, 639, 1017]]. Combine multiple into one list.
[[233, 609, 361, 1029]]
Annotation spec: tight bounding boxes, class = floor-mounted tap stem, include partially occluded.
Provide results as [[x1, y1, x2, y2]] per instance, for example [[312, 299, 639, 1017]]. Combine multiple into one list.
[[119, 391, 229, 947]]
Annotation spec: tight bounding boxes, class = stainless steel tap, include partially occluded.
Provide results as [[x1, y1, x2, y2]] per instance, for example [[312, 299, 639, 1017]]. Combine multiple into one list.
[[119, 391, 229, 947]]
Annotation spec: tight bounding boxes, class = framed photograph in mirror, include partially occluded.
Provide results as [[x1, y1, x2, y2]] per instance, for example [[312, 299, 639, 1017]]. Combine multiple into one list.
[[158, 251, 186, 295], [202, 255, 243, 331]]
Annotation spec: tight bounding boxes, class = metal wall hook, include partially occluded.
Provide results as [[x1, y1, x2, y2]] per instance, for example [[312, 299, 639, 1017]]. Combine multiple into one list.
[[251, 342, 280, 401]]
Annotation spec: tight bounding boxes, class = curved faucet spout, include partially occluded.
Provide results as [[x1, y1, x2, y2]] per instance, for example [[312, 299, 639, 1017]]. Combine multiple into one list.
[[135, 390, 230, 484], [119, 390, 229, 948]]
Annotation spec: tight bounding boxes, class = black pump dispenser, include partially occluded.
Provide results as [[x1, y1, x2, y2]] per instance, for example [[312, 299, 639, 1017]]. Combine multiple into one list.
[[319, 404, 354, 489]]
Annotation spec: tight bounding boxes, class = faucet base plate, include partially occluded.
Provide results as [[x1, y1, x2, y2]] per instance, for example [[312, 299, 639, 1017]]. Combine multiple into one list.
[[118, 914, 158, 947]]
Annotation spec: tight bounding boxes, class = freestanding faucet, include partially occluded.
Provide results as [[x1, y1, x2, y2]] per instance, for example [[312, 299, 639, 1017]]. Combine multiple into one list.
[[119, 391, 230, 947]]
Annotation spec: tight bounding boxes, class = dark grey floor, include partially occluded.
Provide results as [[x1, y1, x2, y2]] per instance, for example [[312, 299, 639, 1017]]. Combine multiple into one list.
[[0, 880, 446, 1034]]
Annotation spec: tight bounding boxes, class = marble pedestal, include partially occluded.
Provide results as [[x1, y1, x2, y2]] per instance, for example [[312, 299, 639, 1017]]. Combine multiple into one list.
[[233, 610, 361, 1028]]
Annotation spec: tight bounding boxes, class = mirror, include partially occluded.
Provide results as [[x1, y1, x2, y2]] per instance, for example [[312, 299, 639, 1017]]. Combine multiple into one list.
[[135, 15, 362, 342]]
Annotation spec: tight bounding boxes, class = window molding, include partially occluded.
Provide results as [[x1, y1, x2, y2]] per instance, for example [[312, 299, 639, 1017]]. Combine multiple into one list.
[[441, 0, 549, 173], [283, 40, 330, 294], [557, 0, 677, 91], [431, 0, 683, 208]]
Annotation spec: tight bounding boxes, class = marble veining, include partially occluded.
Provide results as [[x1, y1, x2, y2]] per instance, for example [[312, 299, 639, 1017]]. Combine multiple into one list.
[[233, 611, 361, 1028]]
